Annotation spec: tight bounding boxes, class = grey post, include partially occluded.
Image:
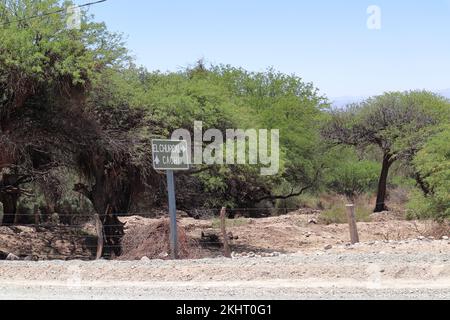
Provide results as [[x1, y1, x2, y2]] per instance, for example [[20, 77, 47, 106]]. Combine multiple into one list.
[[152, 139, 187, 259], [166, 170, 178, 259]]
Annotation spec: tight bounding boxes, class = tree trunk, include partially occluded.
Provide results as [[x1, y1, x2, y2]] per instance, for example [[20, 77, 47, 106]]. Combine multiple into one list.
[[0, 194, 18, 226], [75, 178, 129, 258], [415, 172, 430, 196], [374, 154, 393, 213]]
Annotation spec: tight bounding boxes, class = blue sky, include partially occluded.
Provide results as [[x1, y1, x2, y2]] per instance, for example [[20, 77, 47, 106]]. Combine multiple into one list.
[[82, 0, 450, 98]]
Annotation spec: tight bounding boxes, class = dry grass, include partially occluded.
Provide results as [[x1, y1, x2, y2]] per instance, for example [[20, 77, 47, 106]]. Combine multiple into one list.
[[386, 187, 411, 212], [211, 217, 249, 229], [119, 219, 207, 260], [318, 194, 374, 225], [412, 220, 450, 239]]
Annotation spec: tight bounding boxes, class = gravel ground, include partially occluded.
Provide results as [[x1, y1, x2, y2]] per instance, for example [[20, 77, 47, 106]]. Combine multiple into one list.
[[2, 242, 450, 300]]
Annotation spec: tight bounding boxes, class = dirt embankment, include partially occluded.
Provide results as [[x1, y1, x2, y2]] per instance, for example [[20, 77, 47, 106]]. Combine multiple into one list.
[[1, 210, 449, 261], [0, 225, 95, 261], [2, 211, 450, 299]]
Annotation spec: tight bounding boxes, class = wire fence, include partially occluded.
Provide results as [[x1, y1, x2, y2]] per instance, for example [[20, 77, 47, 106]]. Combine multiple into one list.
[[0, 207, 321, 259]]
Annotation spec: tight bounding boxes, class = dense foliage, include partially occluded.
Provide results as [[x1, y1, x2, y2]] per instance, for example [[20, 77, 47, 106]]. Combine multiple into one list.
[[409, 126, 450, 219]]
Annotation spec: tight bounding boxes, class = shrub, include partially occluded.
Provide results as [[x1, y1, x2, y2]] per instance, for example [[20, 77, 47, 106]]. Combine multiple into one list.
[[319, 199, 373, 225], [411, 127, 450, 219], [326, 154, 380, 200]]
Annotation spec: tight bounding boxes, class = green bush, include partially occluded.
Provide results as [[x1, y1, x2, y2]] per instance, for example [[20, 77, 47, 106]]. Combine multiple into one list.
[[411, 127, 450, 219], [406, 190, 436, 220], [325, 148, 380, 200], [319, 202, 372, 225]]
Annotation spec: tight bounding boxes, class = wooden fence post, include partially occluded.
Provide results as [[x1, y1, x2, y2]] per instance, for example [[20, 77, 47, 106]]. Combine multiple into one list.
[[33, 205, 40, 225], [14, 207, 20, 225], [94, 214, 104, 260], [220, 207, 232, 258], [0, 203, 3, 226], [346, 204, 360, 244]]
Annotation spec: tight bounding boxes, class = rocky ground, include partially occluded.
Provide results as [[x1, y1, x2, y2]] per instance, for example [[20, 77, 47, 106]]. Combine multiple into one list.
[[1, 249, 450, 299], [0, 225, 95, 261], [122, 210, 449, 259]]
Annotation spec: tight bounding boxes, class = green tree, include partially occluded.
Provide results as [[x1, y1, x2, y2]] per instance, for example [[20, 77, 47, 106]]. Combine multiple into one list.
[[0, 0, 135, 255], [210, 65, 330, 199], [323, 91, 450, 212]]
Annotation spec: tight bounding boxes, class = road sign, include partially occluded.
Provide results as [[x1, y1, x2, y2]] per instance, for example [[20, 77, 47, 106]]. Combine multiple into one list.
[[151, 139, 190, 259], [152, 139, 189, 171]]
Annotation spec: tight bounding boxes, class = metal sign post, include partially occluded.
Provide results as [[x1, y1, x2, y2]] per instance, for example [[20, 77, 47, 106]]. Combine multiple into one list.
[[166, 169, 178, 259], [152, 139, 189, 259]]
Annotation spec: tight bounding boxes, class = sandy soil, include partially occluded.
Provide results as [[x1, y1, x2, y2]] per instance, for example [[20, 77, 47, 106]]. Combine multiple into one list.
[[121, 210, 448, 258]]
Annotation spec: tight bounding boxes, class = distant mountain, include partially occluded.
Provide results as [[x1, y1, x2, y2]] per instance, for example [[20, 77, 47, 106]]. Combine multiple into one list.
[[438, 89, 450, 99], [330, 96, 366, 109], [331, 89, 450, 108]]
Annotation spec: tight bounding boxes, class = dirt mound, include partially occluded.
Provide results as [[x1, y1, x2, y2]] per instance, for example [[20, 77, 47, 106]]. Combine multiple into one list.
[[119, 218, 207, 260], [0, 225, 96, 260], [370, 211, 405, 222]]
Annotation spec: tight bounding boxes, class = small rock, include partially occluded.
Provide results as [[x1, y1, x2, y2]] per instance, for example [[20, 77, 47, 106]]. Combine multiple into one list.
[[231, 252, 241, 259], [0, 227, 14, 235], [6, 253, 20, 261], [15, 226, 35, 233], [324, 245, 333, 250], [140, 256, 151, 262], [442, 236, 449, 240], [158, 252, 169, 259], [418, 236, 426, 241]]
